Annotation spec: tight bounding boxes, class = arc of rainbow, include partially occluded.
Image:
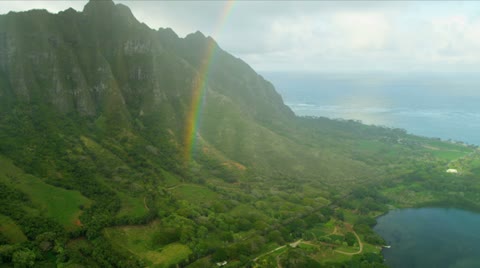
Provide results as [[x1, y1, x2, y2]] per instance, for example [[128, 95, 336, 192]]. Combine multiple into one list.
[[184, 0, 235, 164]]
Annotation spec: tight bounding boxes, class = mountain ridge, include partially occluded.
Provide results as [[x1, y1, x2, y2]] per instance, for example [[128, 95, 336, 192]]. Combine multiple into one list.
[[0, 0, 313, 180], [0, 1, 479, 267]]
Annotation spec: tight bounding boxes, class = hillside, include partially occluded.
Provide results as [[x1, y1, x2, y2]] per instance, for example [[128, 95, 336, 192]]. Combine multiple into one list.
[[1, 1, 480, 267]]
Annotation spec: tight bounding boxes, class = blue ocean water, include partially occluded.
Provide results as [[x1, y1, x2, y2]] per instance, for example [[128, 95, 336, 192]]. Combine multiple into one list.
[[262, 72, 480, 145], [374, 208, 480, 268]]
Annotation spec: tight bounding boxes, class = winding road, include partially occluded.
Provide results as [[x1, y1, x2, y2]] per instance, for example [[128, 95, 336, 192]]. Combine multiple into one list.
[[334, 228, 363, 255], [253, 225, 364, 266]]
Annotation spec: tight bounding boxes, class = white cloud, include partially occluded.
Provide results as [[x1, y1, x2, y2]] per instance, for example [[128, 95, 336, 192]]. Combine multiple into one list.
[[331, 12, 390, 51], [1, 1, 480, 72], [0, 1, 86, 14]]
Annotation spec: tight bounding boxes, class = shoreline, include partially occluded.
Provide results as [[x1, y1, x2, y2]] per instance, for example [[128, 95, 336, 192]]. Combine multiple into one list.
[[287, 104, 480, 148]]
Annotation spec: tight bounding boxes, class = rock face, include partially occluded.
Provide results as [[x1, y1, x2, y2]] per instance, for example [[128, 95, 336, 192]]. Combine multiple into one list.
[[0, 0, 302, 176], [0, 0, 368, 180], [0, 0, 292, 121]]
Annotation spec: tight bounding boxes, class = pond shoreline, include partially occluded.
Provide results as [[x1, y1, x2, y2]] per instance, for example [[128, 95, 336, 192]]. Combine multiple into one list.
[[373, 207, 480, 268]]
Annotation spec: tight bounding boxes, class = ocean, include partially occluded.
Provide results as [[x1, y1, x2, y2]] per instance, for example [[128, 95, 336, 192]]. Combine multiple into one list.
[[262, 72, 480, 146]]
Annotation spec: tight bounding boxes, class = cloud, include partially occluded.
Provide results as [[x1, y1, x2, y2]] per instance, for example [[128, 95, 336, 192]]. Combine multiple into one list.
[[1, 1, 480, 72], [331, 12, 390, 51], [0, 1, 86, 14]]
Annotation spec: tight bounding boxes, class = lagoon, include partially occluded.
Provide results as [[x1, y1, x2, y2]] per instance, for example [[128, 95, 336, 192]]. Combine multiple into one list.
[[373, 208, 480, 268]]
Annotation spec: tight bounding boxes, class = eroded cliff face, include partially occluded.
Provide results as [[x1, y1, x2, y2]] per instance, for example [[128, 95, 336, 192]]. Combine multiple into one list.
[[0, 0, 291, 124], [0, 0, 370, 181]]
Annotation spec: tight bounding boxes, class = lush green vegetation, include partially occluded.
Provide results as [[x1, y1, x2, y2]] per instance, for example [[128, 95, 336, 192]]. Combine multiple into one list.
[[0, 1, 479, 267], [0, 156, 91, 230]]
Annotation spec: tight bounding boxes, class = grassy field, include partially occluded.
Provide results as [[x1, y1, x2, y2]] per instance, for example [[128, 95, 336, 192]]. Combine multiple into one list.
[[419, 138, 473, 160], [0, 156, 91, 229], [430, 150, 470, 160], [0, 214, 27, 243], [104, 222, 192, 267], [160, 169, 181, 188], [356, 140, 388, 153], [147, 243, 192, 268], [313, 248, 352, 263], [171, 184, 218, 204], [308, 219, 336, 239], [424, 139, 472, 152], [116, 192, 148, 218]]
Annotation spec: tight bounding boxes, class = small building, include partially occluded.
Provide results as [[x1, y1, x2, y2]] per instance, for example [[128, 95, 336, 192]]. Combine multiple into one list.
[[446, 169, 458, 174], [216, 261, 228, 267]]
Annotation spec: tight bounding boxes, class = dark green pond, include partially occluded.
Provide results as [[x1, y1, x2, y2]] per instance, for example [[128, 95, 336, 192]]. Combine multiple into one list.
[[374, 208, 480, 268]]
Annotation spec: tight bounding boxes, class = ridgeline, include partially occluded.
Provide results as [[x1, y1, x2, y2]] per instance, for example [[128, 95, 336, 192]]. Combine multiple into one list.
[[0, 1, 479, 267]]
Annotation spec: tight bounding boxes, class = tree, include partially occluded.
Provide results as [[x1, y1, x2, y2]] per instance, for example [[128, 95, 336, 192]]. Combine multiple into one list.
[[12, 249, 35, 268], [151, 228, 179, 246], [0, 233, 9, 245], [334, 210, 345, 221], [267, 230, 284, 244], [345, 232, 356, 246], [212, 248, 228, 262], [197, 226, 208, 239]]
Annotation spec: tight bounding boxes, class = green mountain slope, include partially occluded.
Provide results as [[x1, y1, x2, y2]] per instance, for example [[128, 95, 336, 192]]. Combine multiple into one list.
[[0, 1, 479, 267], [0, 0, 379, 188]]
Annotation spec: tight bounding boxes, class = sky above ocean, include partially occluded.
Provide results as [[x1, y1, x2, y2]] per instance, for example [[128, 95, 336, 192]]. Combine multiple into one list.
[[2, 1, 480, 73]]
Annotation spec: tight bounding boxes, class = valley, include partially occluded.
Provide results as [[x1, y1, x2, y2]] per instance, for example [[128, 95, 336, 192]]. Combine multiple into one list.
[[0, 1, 480, 267]]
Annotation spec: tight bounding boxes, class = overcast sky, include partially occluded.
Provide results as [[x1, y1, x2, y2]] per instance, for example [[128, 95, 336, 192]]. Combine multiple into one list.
[[1, 1, 480, 73]]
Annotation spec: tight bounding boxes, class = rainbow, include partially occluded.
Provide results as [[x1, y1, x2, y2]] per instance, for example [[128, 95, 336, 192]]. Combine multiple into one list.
[[183, 0, 235, 164]]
